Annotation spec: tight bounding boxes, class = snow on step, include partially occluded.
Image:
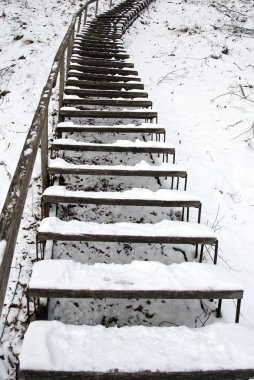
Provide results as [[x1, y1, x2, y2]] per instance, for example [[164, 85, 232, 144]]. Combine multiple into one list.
[[43, 186, 199, 203], [38, 217, 216, 241], [60, 107, 155, 113], [65, 86, 147, 94], [59, 108, 157, 120], [66, 72, 138, 80], [19, 321, 254, 375], [51, 138, 174, 150], [51, 138, 170, 148], [56, 121, 165, 133], [28, 260, 242, 295], [63, 95, 147, 101], [42, 187, 201, 220], [48, 158, 186, 177]]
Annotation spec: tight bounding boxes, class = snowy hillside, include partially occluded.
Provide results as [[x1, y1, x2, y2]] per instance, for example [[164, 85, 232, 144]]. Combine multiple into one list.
[[0, 0, 101, 213], [124, 0, 254, 321]]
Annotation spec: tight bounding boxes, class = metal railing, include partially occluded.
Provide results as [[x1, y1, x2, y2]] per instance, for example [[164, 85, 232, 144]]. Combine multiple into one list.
[[0, 0, 114, 317]]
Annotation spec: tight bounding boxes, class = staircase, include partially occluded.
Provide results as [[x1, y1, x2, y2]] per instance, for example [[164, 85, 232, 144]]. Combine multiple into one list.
[[18, 0, 254, 379]]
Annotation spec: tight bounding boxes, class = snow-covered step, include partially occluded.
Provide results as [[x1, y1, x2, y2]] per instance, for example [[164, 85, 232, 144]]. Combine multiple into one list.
[[51, 138, 175, 159], [27, 260, 243, 321], [62, 97, 152, 108], [36, 218, 218, 262], [75, 33, 124, 41], [64, 87, 149, 99], [65, 78, 144, 90], [41, 186, 201, 221], [80, 25, 123, 32], [69, 63, 138, 76], [48, 159, 187, 187], [69, 56, 134, 68], [59, 107, 157, 121], [73, 43, 126, 54], [19, 321, 254, 379], [74, 35, 124, 42], [80, 32, 123, 39], [74, 41, 125, 51], [83, 20, 122, 26], [81, 25, 123, 32], [77, 27, 123, 33], [75, 34, 124, 46], [79, 30, 123, 36], [72, 48, 129, 60], [81, 21, 124, 27], [55, 121, 165, 138], [79, 31, 123, 40], [81, 20, 123, 26], [67, 70, 141, 83], [82, 21, 124, 28], [74, 39, 124, 49]]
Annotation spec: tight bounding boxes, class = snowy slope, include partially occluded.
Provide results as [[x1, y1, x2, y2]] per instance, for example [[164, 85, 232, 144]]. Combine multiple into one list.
[[0, 1, 108, 378], [0, 0, 109, 213], [124, 0, 254, 323]]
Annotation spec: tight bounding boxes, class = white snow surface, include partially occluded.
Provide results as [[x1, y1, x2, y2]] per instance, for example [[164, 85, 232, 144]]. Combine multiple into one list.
[[19, 321, 254, 372], [0, 240, 7, 267], [38, 217, 216, 238], [57, 121, 164, 130], [123, 0, 254, 326], [60, 106, 157, 113], [48, 158, 185, 171], [60, 106, 77, 111], [43, 185, 199, 201], [29, 260, 243, 292], [0, 0, 98, 213], [52, 138, 174, 148]]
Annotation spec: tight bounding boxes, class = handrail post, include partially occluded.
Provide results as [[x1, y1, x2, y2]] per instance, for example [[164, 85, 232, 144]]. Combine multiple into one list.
[[67, 26, 74, 73], [41, 112, 49, 192], [96, 0, 99, 14], [77, 13, 82, 33], [84, 5, 88, 25], [109, 0, 113, 7], [58, 55, 65, 123]]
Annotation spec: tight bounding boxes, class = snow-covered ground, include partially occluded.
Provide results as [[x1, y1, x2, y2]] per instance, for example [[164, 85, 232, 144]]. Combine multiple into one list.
[[0, 0, 254, 378], [0, 1, 111, 378], [124, 0, 254, 322], [0, 0, 107, 212]]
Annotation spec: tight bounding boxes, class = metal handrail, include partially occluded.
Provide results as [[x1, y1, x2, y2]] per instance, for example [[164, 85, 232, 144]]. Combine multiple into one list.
[[0, 0, 114, 317]]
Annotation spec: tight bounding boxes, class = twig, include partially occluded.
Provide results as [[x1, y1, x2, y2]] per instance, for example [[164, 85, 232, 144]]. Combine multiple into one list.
[[211, 204, 225, 232], [159, 320, 180, 327], [0, 264, 22, 341], [233, 93, 254, 103], [225, 120, 243, 130], [239, 84, 246, 98], [210, 92, 231, 102], [211, 91, 254, 103], [185, 55, 210, 61], [217, 246, 242, 271], [233, 62, 243, 71], [157, 67, 187, 85], [233, 123, 254, 140], [0, 64, 15, 78], [0, 160, 12, 180], [215, 2, 247, 17], [229, 25, 254, 37]]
